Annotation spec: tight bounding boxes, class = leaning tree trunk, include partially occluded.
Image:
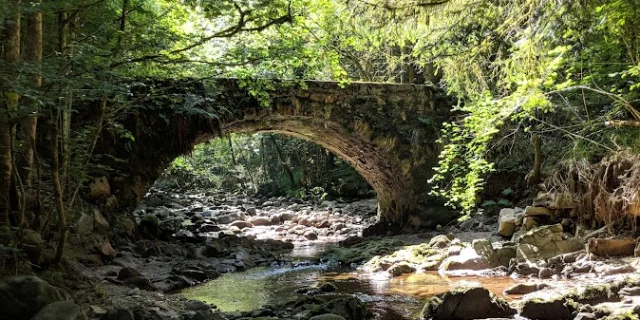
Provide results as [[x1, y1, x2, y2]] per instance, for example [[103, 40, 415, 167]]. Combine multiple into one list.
[[0, 0, 21, 226]]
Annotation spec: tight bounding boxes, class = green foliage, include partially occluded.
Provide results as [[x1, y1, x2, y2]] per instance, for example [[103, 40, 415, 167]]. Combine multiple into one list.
[[166, 133, 371, 198]]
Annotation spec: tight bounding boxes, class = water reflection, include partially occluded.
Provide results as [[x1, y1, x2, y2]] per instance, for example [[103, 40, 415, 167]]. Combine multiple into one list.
[[180, 264, 518, 319]]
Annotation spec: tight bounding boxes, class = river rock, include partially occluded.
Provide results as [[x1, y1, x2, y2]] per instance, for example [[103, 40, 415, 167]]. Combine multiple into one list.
[[420, 287, 515, 320], [520, 299, 573, 320], [587, 238, 636, 257], [498, 208, 517, 237], [32, 301, 86, 320], [439, 246, 492, 273], [387, 262, 416, 276], [213, 211, 246, 224], [428, 235, 452, 249], [304, 231, 318, 240], [525, 206, 552, 217], [250, 217, 272, 226], [504, 282, 549, 295], [0, 276, 71, 320], [318, 297, 367, 320], [229, 220, 253, 229], [516, 224, 583, 261]]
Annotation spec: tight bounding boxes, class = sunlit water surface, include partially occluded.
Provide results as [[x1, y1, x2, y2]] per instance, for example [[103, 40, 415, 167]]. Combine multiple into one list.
[[180, 243, 519, 320]]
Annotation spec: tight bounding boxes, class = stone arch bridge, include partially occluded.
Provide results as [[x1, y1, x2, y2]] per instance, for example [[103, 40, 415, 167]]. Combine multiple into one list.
[[95, 79, 452, 228]]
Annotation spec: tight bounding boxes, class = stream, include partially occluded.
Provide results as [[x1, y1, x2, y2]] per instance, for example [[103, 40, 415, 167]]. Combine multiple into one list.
[[180, 242, 519, 320]]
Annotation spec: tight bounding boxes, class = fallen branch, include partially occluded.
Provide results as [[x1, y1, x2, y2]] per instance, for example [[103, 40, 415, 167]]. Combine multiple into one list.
[[605, 120, 640, 127]]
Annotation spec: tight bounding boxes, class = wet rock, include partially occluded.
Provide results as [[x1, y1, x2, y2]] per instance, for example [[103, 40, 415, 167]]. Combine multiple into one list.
[[314, 282, 338, 293], [420, 287, 515, 320], [504, 282, 549, 295], [185, 300, 211, 311], [520, 299, 573, 320], [0, 276, 70, 320], [318, 297, 367, 320], [387, 262, 416, 276], [498, 208, 517, 237], [32, 301, 86, 320], [587, 238, 636, 257]]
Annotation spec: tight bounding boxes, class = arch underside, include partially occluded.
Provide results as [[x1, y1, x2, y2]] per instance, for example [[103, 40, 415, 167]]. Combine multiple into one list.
[[215, 116, 416, 224]]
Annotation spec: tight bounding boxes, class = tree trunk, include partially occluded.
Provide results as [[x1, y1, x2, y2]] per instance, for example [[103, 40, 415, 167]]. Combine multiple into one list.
[[227, 135, 237, 167], [18, 0, 42, 188], [269, 135, 296, 189], [527, 134, 542, 186], [59, 11, 72, 191], [0, 0, 21, 226], [51, 113, 67, 265]]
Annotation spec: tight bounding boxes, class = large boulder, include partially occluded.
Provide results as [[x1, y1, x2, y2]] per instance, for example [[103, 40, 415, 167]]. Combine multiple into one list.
[[0, 276, 70, 320], [439, 241, 497, 273], [420, 287, 515, 320], [516, 224, 583, 261], [498, 208, 517, 237], [520, 299, 573, 320], [32, 301, 86, 320]]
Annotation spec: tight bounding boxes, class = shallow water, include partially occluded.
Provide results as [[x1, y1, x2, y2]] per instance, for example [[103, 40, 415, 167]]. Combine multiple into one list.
[[180, 251, 519, 320]]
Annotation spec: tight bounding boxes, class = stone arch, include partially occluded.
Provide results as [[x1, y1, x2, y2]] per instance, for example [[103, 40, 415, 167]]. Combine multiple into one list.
[[93, 79, 451, 227], [217, 118, 413, 223]]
